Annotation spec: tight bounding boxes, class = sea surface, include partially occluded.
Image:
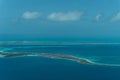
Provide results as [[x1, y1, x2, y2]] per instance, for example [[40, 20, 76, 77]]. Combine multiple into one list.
[[0, 43, 120, 80]]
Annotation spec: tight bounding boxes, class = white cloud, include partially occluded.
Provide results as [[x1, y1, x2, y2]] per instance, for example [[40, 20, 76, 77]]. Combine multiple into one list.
[[95, 14, 102, 21], [47, 11, 83, 21], [22, 11, 41, 20], [111, 12, 120, 22]]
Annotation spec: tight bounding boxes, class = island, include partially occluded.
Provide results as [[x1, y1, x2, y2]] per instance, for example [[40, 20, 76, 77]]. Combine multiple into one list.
[[0, 52, 94, 65]]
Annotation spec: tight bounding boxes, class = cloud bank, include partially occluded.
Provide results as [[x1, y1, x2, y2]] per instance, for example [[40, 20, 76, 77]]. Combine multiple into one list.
[[22, 11, 41, 20], [21, 11, 120, 23], [47, 11, 83, 21], [95, 14, 102, 21], [111, 12, 120, 22]]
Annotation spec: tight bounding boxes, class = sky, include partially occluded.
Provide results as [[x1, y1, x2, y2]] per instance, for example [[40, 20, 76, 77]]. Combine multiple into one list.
[[0, 0, 120, 42]]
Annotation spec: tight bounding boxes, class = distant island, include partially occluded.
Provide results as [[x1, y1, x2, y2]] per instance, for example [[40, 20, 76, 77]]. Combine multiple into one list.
[[0, 52, 94, 65], [0, 41, 120, 46]]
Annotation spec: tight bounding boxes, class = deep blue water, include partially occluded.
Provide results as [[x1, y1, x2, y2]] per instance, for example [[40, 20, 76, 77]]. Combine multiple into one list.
[[0, 44, 120, 80]]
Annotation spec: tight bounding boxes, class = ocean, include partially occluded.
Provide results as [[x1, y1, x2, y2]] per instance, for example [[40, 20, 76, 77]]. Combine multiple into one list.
[[0, 43, 120, 80]]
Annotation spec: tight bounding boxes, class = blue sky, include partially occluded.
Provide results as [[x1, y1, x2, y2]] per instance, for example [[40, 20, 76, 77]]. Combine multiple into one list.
[[0, 0, 120, 42]]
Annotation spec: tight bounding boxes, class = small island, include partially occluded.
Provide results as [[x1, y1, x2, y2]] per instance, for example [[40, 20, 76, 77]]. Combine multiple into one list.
[[0, 52, 94, 65]]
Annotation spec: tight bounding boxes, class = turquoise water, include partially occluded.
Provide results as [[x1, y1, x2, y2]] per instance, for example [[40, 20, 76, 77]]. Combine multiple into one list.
[[0, 44, 120, 80]]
